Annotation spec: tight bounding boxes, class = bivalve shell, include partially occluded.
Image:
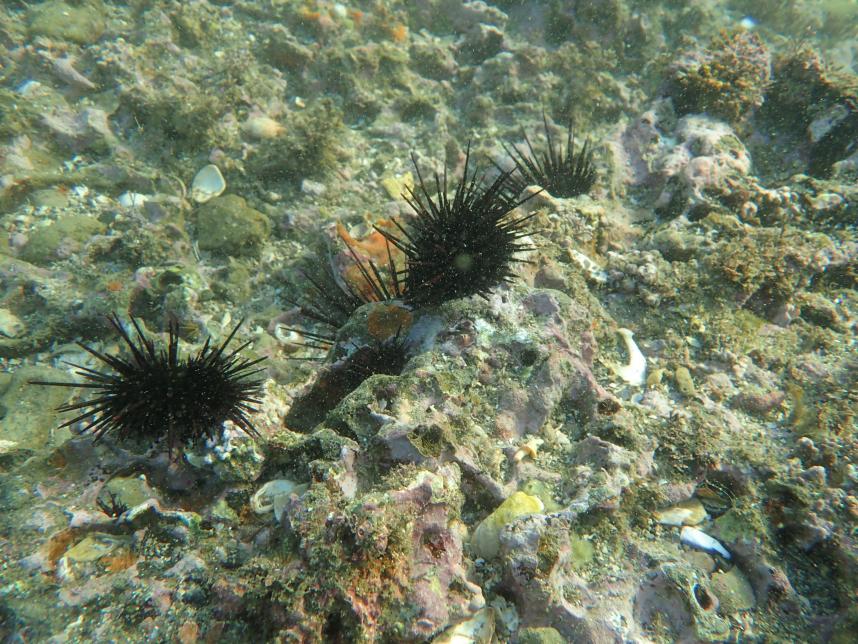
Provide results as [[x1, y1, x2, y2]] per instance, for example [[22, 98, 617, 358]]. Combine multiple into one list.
[[190, 164, 226, 203]]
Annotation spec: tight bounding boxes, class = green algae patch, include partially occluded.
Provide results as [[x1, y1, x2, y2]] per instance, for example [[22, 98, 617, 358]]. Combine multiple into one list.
[[517, 627, 567, 644], [0, 366, 73, 455], [569, 534, 595, 568], [711, 568, 756, 613], [194, 195, 271, 258], [103, 476, 154, 510], [674, 366, 696, 397], [712, 506, 766, 545], [28, 0, 106, 45], [20, 215, 106, 266], [521, 479, 562, 512], [471, 491, 544, 560]]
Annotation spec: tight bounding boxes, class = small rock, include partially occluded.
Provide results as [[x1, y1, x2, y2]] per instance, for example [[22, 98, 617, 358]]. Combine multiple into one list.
[[711, 568, 756, 613], [194, 195, 271, 257], [0, 308, 25, 338], [674, 366, 696, 396], [471, 491, 543, 560], [300, 179, 327, 196]]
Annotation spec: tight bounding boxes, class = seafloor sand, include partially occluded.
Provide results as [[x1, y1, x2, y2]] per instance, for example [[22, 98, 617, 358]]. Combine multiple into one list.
[[0, 1, 856, 642]]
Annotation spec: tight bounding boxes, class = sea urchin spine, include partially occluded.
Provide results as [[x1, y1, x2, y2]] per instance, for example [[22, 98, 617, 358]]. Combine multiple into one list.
[[30, 315, 266, 454], [500, 113, 596, 199]]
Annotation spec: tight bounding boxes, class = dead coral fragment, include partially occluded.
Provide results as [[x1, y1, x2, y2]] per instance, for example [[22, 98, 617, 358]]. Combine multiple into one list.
[[284, 329, 412, 432]]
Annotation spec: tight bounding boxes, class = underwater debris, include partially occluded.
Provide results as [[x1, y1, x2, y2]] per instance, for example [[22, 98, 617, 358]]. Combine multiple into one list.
[[250, 479, 308, 521], [499, 113, 597, 198], [377, 143, 538, 307], [95, 490, 129, 519], [30, 315, 266, 454]]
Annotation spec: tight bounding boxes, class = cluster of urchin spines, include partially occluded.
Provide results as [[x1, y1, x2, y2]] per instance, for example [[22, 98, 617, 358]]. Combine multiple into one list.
[[31, 314, 266, 455], [499, 111, 596, 200], [34, 118, 597, 453], [378, 144, 538, 307], [291, 119, 597, 331]]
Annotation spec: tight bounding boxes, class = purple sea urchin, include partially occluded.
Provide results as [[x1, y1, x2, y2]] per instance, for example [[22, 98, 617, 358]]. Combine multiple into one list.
[[30, 315, 266, 454], [500, 113, 596, 198], [378, 143, 538, 307]]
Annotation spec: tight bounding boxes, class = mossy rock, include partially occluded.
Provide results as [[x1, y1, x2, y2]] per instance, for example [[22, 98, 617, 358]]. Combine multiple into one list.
[[471, 491, 544, 559], [246, 101, 343, 186], [194, 195, 271, 257], [0, 366, 73, 454], [20, 215, 106, 265], [29, 0, 106, 45], [517, 627, 566, 644], [711, 568, 756, 613], [210, 258, 253, 303]]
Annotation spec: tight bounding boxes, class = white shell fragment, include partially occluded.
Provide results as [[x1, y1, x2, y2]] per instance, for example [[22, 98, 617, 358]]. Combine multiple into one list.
[[0, 308, 25, 338], [251, 479, 307, 521], [117, 192, 151, 208], [569, 249, 608, 284], [431, 607, 494, 643], [655, 498, 708, 526], [0, 439, 19, 454], [680, 526, 731, 560], [615, 328, 647, 386], [190, 164, 226, 203], [242, 115, 285, 140]]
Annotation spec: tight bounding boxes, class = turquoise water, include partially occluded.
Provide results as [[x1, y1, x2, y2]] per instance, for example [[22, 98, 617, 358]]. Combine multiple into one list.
[[1, 1, 856, 642]]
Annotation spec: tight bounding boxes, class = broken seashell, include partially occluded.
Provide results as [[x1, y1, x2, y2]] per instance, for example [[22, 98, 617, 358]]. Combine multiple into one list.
[[568, 248, 608, 284], [432, 607, 494, 643], [680, 526, 731, 560], [615, 328, 646, 386], [251, 479, 308, 521], [655, 498, 708, 526], [0, 308, 26, 338], [0, 439, 19, 454], [242, 116, 285, 140], [190, 164, 226, 203], [513, 438, 543, 462], [117, 192, 151, 208]]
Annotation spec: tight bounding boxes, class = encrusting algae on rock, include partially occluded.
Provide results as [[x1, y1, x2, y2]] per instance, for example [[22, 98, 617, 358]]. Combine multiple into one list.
[[471, 491, 544, 560]]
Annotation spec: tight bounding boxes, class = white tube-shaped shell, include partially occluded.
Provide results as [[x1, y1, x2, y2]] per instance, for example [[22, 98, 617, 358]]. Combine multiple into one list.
[[680, 526, 731, 560]]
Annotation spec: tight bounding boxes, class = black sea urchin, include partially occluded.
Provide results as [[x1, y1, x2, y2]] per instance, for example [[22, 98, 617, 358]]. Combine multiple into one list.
[[377, 143, 537, 307], [500, 113, 596, 198], [284, 242, 403, 351], [30, 315, 266, 453]]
